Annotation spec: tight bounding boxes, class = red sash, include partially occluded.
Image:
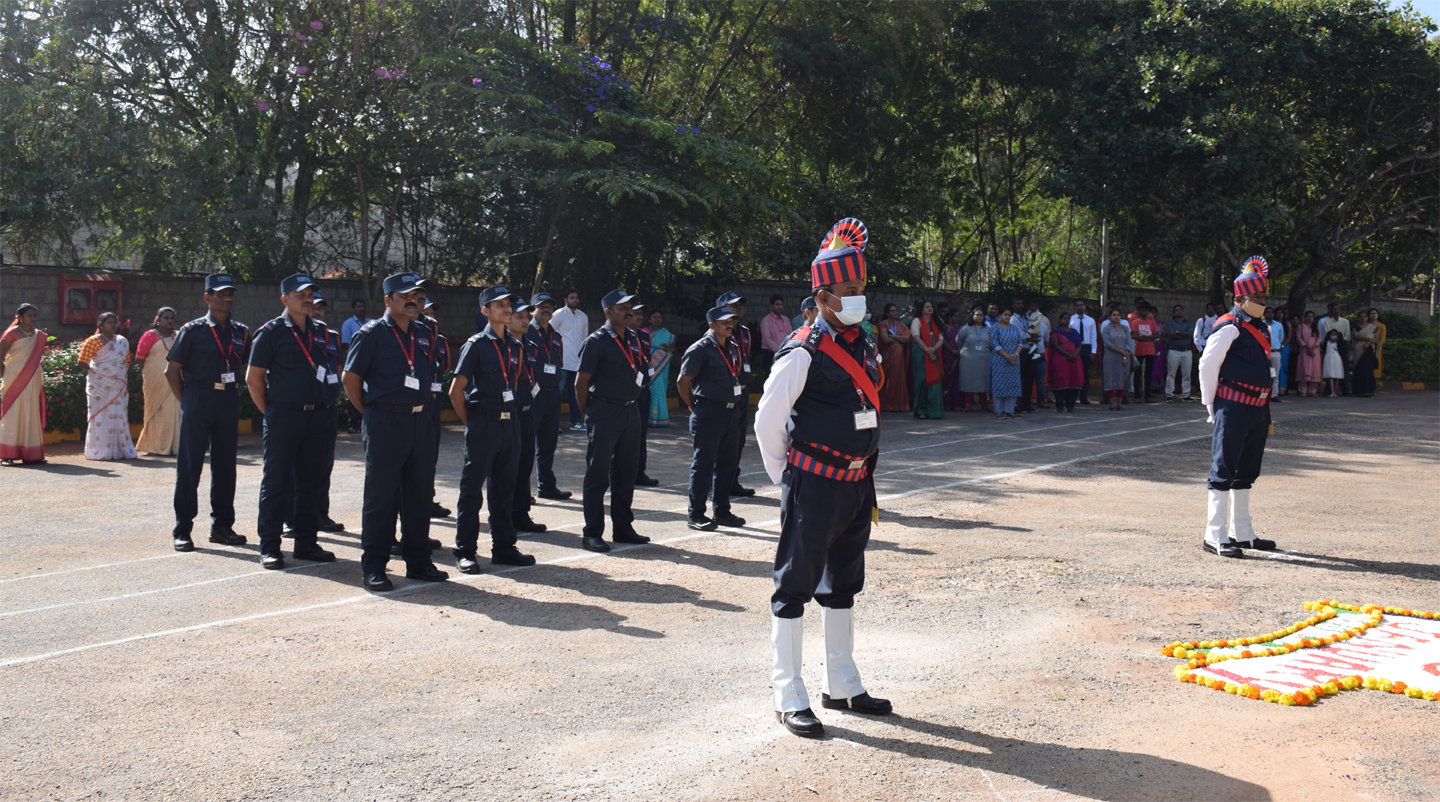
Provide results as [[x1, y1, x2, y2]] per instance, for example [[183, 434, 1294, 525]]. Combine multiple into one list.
[[816, 331, 881, 411], [1215, 314, 1271, 357], [1, 326, 46, 428]]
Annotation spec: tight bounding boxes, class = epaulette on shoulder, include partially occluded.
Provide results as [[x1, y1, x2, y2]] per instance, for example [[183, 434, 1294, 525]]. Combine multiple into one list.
[[779, 324, 822, 356], [261, 320, 278, 332]]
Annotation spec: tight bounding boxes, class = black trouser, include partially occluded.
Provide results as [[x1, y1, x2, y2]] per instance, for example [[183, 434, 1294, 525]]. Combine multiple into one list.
[[359, 407, 436, 575], [636, 398, 650, 479], [512, 406, 536, 517], [730, 397, 751, 492], [1208, 399, 1269, 491], [1019, 352, 1038, 411], [532, 387, 562, 492], [687, 401, 740, 519], [454, 413, 520, 555], [1133, 355, 1155, 399], [1055, 388, 1079, 411], [173, 387, 239, 538], [257, 404, 327, 556], [771, 467, 871, 619], [283, 403, 338, 527], [1078, 345, 1093, 402], [582, 398, 639, 538]]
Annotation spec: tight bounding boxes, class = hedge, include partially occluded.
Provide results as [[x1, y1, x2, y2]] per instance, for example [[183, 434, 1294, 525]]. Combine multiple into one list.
[[40, 339, 144, 433], [1381, 337, 1439, 382]]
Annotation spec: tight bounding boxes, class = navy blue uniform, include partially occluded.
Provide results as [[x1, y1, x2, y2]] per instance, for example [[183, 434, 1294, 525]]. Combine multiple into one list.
[[634, 327, 655, 480], [284, 326, 342, 528], [770, 322, 881, 619], [680, 332, 744, 519], [526, 324, 564, 494], [426, 316, 451, 455], [731, 323, 754, 491], [168, 313, 250, 539], [344, 313, 438, 575], [1208, 314, 1272, 492], [250, 311, 334, 555], [578, 321, 645, 538], [510, 332, 541, 517], [452, 324, 523, 557]]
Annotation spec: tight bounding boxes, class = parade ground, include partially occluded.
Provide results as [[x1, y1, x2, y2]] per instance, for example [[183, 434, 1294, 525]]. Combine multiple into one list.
[[1, 393, 1436, 802]]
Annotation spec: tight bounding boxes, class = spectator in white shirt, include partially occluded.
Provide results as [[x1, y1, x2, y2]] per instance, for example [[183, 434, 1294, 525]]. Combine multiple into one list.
[[550, 289, 590, 430], [1069, 300, 1098, 404]]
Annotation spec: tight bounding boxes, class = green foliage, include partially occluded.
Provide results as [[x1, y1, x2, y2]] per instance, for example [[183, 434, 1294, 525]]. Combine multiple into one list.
[[39, 339, 145, 432], [1381, 338, 1439, 382]]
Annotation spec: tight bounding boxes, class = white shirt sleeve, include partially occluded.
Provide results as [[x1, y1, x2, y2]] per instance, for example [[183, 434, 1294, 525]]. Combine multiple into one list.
[[755, 346, 812, 484], [1198, 324, 1239, 412]]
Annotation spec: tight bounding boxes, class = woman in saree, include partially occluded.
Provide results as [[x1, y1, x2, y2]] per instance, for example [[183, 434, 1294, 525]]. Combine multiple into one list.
[[1367, 308, 1386, 380], [910, 300, 946, 419], [134, 307, 180, 455], [1350, 314, 1378, 398], [941, 310, 963, 410], [1295, 310, 1323, 396], [875, 303, 911, 412], [0, 303, 47, 465], [642, 309, 674, 427], [80, 312, 137, 461], [1047, 312, 1085, 413]]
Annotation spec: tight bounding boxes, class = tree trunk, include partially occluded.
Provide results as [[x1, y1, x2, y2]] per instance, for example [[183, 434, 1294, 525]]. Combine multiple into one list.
[[531, 190, 567, 296], [1286, 250, 1329, 319], [562, 0, 576, 44], [279, 153, 316, 275], [357, 161, 372, 302]]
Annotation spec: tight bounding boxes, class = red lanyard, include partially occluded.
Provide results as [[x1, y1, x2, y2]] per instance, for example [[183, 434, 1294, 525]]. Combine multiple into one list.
[[490, 337, 515, 390], [715, 337, 739, 382], [287, 320, 316, 369], [389, 323, 416, 375], [208, 324, 235, 370], [536, 327, 554, 363], [611, 330, 638, 373]]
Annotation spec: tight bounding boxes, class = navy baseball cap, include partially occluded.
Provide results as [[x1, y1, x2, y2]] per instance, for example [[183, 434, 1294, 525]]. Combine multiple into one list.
[[800, 296, 817, 311], [531, 292, 554, 307], [716, 291, 746, 307], [631, 299, 646, 311], [382, 272, 422, 294], [205, 273, 236, 293], [706, 306, 738, 324], [312, 290, 327, 307], [512, 296, 533, 313], [279, 273, 314, 295], [602, 289, 636, 309], [479, 285, 512, 307], [423, 299, 435, 310]]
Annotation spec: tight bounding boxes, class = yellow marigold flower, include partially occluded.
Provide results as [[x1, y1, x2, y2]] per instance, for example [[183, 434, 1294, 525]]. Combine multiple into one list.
[[1405, 688, 1423, 699], [1174, 666, 1188, 680], [1279, 693, 1296, 706], [1173, 647, 1187, 659], [1225, 682, 1239, 694], [1323, 682, 1340, 695]]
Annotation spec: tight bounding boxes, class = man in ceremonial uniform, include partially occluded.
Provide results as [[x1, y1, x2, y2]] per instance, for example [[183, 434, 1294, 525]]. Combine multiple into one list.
[[448, 286, 537, 573], [247, 274, 338, 569], [718, 291, 757, 498], [341, 272, 449, 591], [677, 306, 746, 531], [755, 218, 892, 738], [282, 291, 346, 536], [526, 293, 571, 500], [1199, 256, 1280, 558], [507, 296, 548, 535], [165, 273, 250, 552], [574, 289, 650, 552], [631, 301, 660, 487]]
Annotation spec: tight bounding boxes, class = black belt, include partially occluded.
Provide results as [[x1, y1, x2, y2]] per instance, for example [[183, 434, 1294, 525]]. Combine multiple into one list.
[[270, 401, 322, 412], [594, 396, 635, 407], [466, 404, 514, 421], [1218, 378, 1270, 399], [536, 385, 559, 391], [695, 396, 737, 409], [371, 402, 428, 414], [789, 440, 870, 472], [184, 380, 235, 390]]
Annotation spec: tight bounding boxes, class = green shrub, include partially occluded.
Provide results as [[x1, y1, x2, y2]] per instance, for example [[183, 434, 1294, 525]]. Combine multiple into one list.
[[1381, 337, 1439, 382], [1346, 310, 1428, 339]]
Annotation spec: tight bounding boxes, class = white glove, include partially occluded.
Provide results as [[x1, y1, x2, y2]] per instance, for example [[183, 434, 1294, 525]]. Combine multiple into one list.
[[1206, 405, 1215, 425]]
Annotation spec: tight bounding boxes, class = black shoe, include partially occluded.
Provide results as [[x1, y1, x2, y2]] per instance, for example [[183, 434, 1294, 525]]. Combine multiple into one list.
[[1079, 399, 1092, 405], [514, 515, 547, 533], [281, 523, 296, 538], [612, 530, 650, 545], [318, 518, 346, 532], [687, 516, 718, 531], [1271, 396, 1283, 403], [712, 512, 746, 528], [821, 692, 893, 715], [261, 552, 286, 570], [492, 547, 537, 566], [405, 565, 449, 582], [173, 537, 195, 552], [775, 709, 824, 738], [454, 552, 482, 574], [428, 538, 442, 550], [429, 503, 452, 518], [293, 546, 336, 562], [635, 475, 660, 487], [208, 526, 247, 546], [1233, 538, 1277, 551], [365, 573, 394, 592], [582, 536, 611, 553], [538, 488, 573, 500], [1203, 540, 1243, 558], [731, 485, 757, 497]]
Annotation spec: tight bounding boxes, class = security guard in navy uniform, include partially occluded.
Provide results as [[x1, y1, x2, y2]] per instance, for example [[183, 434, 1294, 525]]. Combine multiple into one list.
[[341, 271, 449, 592], [718, 291, 757, 498], [507, 296, 549, 534], [525, 293, 571, 500], [246, 274, 338, 569], [574, 289, 651, 553], [755, 218, 892, 739], [630, 302, 660, 487], [677, 306, 747, 531], [281, 291, 346, 536], [448, 286, 537, 573], [165, 273, 250, 551], [422, 295, 452, 519]]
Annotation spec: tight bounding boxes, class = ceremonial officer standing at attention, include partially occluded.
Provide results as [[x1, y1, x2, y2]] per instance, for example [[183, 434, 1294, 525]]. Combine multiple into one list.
[[755, 218, 892, 738], [282, 291, 346, 536], [422, 294, 452, 519], [341, 272, 449, 591], [1199, 256, 1280, 558], [165, 273, 250, 552], [573, 289, 650, 552], [449, 286, 537, 573], [507, 296, 548, 534], [631, 301, 660, 487], [718, 291, 757, 498], [677, 306, 747, 531], [246, 274, 338, 569], [526, 293, 571, 500]]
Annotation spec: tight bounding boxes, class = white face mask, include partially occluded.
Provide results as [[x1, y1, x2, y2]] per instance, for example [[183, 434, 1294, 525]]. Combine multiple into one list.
[[826, 293, 868, 326]]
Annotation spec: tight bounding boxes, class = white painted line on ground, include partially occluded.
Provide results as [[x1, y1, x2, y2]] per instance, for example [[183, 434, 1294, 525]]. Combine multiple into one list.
[[0, 553, 184, 585]]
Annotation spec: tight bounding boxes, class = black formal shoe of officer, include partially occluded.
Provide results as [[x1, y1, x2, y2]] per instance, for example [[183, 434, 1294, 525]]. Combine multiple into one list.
[[406, 565, 449, 582], [582, 535, 610, 553], [429, 502, 452, 518], [635, 474, 660, 487], [821, 692, 893, 715], [365, 573, 394, 592], [492, 546, 536, 566], [282, 523, 295, 538], [209, 524, 246, 546], [513, 514, 547, 533], [775, 709, 824, 738], [454, 551, 483, 574], [1203, 540, 1243, 558], [538, 488, 573, 500], [294, 545, 336, 562], [612, 529, 650, 545], [261, 552, 285, 570], [318, 517, 346, 532], [174, 537, 195, 552], [712, 511, 746, 528], [391, 538, 441, 555], [731, 484, 756, 497], [687, 516, 718, 531], [1232, 537, 1277, 551]]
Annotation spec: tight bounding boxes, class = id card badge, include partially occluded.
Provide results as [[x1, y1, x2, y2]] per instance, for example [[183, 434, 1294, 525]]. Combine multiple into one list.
[[327, 372, 340, 385], [733, 384, 744, 397], [635, 371, 644, 386], [220, 372, 236, 385], [316, 365, 327, 383], [1270, 367, 1278, 378], [502, 390, 515, 402], [531, 384, 540, 398], [853, 409, 879, 430], [543, 364, 557, 375], [404, 375, 421, 390], [743, 362, 751, 373], [430, 382, 443, 393]]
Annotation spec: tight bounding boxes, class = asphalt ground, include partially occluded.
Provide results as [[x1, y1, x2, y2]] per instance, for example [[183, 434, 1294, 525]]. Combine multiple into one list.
[[1, 391, 1437, 801]]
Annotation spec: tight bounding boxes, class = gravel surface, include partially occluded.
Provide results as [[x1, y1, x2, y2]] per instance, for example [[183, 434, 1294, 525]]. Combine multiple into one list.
[[1, 392, 1436, 801]]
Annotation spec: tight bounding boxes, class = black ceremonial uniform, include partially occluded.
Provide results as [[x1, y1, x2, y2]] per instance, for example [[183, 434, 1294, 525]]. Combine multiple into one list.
[[452, 324, 523, 560], [578, 321, 645, 541], [526, 323, 565, 495], [168, 312, 250, 541], [681, 332, 744, 521]]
